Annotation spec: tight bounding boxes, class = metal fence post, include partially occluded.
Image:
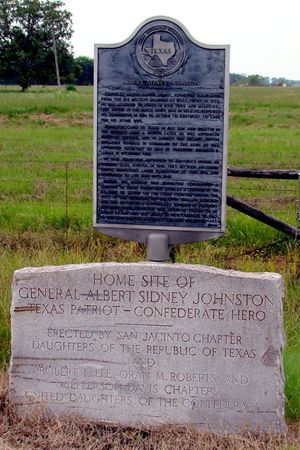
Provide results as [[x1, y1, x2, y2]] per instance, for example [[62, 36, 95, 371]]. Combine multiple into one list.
[[65, 161, 69, 227], [297, 172, 300, 221]]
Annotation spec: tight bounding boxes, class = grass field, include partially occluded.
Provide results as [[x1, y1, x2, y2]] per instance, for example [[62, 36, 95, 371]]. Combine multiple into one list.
[[0, 86, 299, 231], [0, 85, 299, 448]]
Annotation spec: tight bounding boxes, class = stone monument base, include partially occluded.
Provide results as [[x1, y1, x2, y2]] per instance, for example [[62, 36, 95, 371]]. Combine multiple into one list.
[[10, 263, 285, 433]]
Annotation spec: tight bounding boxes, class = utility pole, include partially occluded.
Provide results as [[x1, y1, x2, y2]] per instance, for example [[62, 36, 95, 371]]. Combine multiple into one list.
[[52, 25, 61, 88]]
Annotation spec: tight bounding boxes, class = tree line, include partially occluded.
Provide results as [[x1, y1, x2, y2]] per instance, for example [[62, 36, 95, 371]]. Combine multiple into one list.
[[1, 1, 299, 90], [0, 0, 93, 90], [230, 73, 300, 87]]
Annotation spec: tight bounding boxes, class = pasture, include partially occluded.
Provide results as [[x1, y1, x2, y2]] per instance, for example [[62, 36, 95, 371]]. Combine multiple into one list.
[[0, 85, 299, 448]]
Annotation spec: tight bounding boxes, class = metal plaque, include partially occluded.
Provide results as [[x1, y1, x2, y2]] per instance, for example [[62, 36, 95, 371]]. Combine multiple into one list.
[[94, 17, 229, 245]]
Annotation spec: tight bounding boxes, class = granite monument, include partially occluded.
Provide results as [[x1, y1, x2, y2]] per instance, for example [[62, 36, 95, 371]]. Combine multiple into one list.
[[10, 263, 285, 433]]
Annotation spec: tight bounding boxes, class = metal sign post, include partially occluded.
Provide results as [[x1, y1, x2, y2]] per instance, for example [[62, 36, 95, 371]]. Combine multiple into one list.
[[94, 17, 229, 260]]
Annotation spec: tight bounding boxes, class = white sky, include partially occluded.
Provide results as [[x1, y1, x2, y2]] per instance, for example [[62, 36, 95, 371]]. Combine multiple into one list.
[[63, 0, 300, 80]]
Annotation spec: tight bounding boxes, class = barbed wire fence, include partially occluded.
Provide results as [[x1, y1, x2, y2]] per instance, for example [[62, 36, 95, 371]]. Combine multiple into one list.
[[0, 159, 299, 255]]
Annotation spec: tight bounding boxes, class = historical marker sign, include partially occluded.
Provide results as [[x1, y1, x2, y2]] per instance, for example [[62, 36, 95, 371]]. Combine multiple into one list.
[[10, 263, 285, 433], [94, 17, 229, 244]]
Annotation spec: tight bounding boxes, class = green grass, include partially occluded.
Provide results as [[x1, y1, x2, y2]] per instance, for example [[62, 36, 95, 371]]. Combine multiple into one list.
[[0, 127, 92, 160], [285, 343, 300, 420], [0, 85, 299, 422], [0, 85, 92, 116], [0, 85, 298, 231], [229, 87, 300, 168]]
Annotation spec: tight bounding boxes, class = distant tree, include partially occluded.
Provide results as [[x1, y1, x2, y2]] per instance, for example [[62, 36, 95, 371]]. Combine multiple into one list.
[[248, 74, 270, 86], [0, 0, 73, 90], [230, 73, 248, 85], [271, 77, 289, 86], [228, 73, 300, 88], [288, 80, 300, 87], [74, 56, 93, 85]]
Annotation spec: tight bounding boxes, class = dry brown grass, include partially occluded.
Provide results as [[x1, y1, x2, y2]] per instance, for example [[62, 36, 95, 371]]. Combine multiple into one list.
[[19, 112, 93, 128], [0, 372, 299, 450]]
